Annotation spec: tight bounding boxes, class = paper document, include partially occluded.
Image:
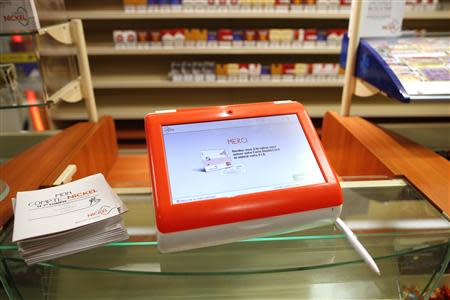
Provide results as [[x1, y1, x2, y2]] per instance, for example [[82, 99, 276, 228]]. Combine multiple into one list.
[[13, 174, 125, 242]]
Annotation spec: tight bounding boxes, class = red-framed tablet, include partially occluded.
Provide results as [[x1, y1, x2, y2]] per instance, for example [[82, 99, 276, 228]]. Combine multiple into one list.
[[145, 101, 342, 253]]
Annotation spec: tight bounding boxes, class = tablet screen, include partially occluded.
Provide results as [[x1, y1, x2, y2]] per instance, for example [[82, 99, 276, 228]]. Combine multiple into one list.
[[162, 114, 325, 204]]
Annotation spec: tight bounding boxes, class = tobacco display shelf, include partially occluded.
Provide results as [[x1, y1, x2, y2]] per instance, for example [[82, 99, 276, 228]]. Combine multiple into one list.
[[38, 0, 450, 121]]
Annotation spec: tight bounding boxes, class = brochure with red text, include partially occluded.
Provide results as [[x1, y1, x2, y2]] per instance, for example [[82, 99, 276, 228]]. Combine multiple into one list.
[[12, 173, 128, 264]]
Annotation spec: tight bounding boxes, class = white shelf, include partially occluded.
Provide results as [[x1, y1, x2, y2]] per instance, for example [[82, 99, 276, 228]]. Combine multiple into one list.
[[38, 45, 341, 56], [92, 75, 344, 89], [91, 45, 341, 55], [40, 10, 450, 20], [51, 97, 450, 120]]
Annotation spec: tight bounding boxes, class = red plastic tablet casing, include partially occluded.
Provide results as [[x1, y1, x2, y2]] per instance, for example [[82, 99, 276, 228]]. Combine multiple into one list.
[[145, 101, 342, 234]]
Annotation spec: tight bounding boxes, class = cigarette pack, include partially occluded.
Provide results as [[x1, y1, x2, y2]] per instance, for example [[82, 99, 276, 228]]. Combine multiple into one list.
[[261, 64, 271, 80], [282, 63, 295, 80], [294, 63, 308, 79], [269, 29, 280, 47], [125, 30, 137, 47], [292, 29, 305, 47], [134, 0, 147, 11], [279, 29, 294, 47], [271, 63, 283, 81], [316, 0, 328, 11], [204, 61, 216, 81], [233, 30, 244, 47], [239, 64, 249, 81], [218, 29, 233, 48], [173, 29, 185, 47], [328, 0, 339, 11], [230, 0, 239, 10], [183, 29, 195, 47], [170, 62, 183, 81], [137, 30, 149, 48], [197, 29, 208, 47], [193, 62, 205, 81], [227, 63, 240, 81], [161, 29, 174, 47], [303, 0, 316, 11], [304, 29, 317, 48], [123, 0, 136, 12], [150, 30, 162, 47], [216, 64, 228, 81], [244, 30, 257, 47], [339, 0, 351, 11], [316, 29, 327, 47], [257, 29, 269, 48], [113, 30, 126, 48], [326, 29, 345, 46], [249, 63, 262, 80], [182, 62, 194, 81], [274, 0, 289, 11]]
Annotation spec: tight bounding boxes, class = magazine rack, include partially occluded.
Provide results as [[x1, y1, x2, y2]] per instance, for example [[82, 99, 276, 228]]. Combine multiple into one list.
[[339, 1, 450, 115], [1, 19, 97, 122]]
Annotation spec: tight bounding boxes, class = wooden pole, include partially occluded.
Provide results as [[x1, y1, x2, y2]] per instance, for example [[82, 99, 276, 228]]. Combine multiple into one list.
[[71, 19, 98, 122], [340, 0, 363, 116]]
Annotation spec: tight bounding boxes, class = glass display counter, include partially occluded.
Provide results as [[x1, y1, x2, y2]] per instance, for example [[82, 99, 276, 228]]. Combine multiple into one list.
[[0, 177, 449, 299]]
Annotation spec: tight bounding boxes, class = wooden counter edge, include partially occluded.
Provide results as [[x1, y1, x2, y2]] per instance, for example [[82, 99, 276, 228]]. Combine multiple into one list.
[[0, 116, 119, 227], [322, 111, 450, 215]]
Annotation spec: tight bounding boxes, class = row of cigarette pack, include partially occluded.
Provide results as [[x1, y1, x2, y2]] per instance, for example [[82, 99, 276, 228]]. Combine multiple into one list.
[[122, 0, 440, 12], [113, 28, 346, 48], [405, 0, 440, 11], [169, 61, 344, 81], [123, 0, 351, 12]]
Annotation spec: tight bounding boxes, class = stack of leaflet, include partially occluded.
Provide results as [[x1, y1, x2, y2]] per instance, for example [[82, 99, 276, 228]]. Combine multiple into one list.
[[12, 174, 128, 265]]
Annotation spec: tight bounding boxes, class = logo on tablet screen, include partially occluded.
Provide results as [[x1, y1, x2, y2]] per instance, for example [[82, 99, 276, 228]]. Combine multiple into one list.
[[227, 137, 248, 144]]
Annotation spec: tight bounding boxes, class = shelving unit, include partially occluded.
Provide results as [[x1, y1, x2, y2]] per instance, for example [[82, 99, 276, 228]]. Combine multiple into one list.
[[39, 45, 341, 56], [1, 19, 98, 123], [40, 10, 450, 20], [50, 92, 450, 120], [93, 77, 344, 89], [36, 0, 450, 122]]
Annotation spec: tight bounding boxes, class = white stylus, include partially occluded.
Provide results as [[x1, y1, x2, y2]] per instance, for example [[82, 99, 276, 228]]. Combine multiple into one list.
[[335, 217, 381, 276]]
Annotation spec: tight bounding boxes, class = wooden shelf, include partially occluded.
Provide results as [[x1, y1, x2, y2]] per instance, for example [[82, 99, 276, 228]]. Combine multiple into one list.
[[41, 2, 449, 122], [38, 44, 341, 56], [40, 10, 450, 20], [50, 97, 450, 120], [92, 75, 344, 89]]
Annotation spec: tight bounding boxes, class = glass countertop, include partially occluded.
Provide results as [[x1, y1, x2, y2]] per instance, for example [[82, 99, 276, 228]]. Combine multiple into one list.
[[1, 178, 449, 299]]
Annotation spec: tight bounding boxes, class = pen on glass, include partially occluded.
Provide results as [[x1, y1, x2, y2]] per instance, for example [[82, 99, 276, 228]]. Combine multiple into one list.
[[335, 217, 381, 276]]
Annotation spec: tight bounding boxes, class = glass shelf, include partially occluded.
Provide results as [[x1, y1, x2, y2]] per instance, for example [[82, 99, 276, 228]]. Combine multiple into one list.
[[1, 178, 449, 299], [0, 101, 49, 110], [0, 29, 77, 112], [0, 31, 36, 37]]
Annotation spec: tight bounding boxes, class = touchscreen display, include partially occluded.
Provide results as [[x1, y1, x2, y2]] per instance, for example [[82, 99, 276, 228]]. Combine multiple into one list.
[[162, 114, 325, 204]]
